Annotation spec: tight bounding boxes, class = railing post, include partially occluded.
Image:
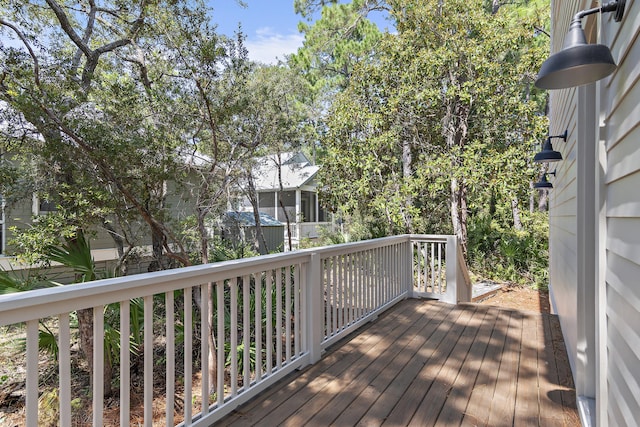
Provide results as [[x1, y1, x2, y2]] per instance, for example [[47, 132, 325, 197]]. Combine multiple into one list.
[[307, 252, 323, 363], [443, 235, 458, 304], [406, 237, 414, 298]]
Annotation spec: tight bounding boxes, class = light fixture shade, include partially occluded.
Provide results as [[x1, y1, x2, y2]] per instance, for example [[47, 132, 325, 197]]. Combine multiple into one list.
[[535, 19, 616, 89], [534, 174, 553, 189], [534, 139, 563, 163]]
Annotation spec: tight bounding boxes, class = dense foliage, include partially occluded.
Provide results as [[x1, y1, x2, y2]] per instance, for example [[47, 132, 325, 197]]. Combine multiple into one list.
[[1, 1, 551, 286], [306, 0, 550, 286]]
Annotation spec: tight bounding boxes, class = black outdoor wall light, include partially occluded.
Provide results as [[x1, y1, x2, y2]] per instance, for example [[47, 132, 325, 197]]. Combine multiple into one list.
[[535, 0, 626, 89], [534, 130, 568, 163], [534, 170, 556, 189]]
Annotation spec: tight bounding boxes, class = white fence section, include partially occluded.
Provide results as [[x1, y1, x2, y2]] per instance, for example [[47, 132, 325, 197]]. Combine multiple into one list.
[[0, 234, 469, 426]]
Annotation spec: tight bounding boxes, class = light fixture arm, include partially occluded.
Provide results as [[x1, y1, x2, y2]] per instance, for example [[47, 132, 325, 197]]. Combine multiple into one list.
[[574, 0, 625, 22], [549, 130, 568, 142]]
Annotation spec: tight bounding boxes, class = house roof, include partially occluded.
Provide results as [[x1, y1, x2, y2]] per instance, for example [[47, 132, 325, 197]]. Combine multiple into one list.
[[224, 211, 283, 226], [253, 152, 319, 191]]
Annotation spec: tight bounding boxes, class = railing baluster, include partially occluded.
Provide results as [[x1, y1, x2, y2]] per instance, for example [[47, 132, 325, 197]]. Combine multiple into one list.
[[94, 305, 105, 427], [294, 264, 300, 358], [254, 272, 263, 382], [184, 287, 193, 424], [59, 313, 71, 427], [438, 242, 443, 292], [26, 320, 38, 427], [243, 274, 250, 391], [143, 297, 152, 426], [166, 291, 175, 426], [433, 242, 437, 292], [216, 281, 225, 406], [377, 248, 380, 303], [285, 265, 292, 362], [333, 256, 338, 334], [201, 283, 210, 413], [325, 258, 331, 338], [355, 252, 360, 319], [266, 272, 273, 376], [119, 302, 130, 427], [351, 253, 355, 322], [230, 278, 238, 396], [276, 270, 283, 369], [385, 245, 390, 300], [300, 262, 308, 355], [369, 249, 374, 307]]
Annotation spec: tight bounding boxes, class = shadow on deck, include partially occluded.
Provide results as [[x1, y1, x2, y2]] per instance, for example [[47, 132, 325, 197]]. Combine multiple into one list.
[[219, 299, 579, 426]]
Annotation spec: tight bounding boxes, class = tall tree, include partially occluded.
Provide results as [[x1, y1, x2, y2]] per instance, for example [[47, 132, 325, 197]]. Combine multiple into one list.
[[319, 0, 548, 253]]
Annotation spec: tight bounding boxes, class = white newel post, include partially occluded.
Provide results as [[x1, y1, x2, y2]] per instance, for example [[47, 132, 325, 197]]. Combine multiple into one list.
[[443, 235, 458, 304], [307, 252, 323, 363], [406, 238, 415, 298]]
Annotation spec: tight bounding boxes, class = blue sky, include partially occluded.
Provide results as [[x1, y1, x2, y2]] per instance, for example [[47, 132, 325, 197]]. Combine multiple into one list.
[[208, 0, 305, 64], [208, 0, 391, 64], [0, 1, 389, 65]]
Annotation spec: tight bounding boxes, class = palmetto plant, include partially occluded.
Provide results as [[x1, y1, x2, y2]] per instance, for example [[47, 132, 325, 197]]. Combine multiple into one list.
[[3, 231, 143, 396]]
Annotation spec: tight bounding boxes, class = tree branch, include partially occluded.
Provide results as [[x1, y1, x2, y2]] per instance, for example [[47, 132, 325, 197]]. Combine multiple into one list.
[[45, 0, 92, 58], [0, 19, 42, 88]]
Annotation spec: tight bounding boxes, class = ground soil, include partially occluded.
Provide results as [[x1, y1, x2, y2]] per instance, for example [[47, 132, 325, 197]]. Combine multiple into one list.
[[478, 283, 551, 313]]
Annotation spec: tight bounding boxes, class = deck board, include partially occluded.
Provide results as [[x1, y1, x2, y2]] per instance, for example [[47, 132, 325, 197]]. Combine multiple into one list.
[[220, 299, 579, 427]]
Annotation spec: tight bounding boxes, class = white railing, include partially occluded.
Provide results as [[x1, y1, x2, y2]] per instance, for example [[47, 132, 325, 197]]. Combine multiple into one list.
[[0, 234, 469, 426]]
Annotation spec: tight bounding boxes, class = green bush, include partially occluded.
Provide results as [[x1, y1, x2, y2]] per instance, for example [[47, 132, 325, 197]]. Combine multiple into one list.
[[467, 211, 549, 289]]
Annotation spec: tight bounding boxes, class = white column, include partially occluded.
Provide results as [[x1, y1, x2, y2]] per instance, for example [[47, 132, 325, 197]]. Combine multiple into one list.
[[274, 191, 279, 221]]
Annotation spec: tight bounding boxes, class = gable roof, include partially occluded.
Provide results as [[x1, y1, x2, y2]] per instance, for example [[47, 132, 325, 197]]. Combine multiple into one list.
[[253, 152, 319, 191]]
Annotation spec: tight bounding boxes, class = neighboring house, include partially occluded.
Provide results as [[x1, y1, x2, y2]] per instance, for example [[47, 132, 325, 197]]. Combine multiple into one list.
[[0, 193, 156, 275], [239, 152, 331, 248], [0, 178, 197, 277], [544, 1, 639, 426]]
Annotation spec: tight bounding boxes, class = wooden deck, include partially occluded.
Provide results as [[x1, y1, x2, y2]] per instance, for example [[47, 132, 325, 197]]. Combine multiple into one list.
[[219, 299, 580, 426]]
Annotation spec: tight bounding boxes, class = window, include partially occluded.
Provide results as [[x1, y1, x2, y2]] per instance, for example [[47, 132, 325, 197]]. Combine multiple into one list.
[[32, 194, 57, 216]]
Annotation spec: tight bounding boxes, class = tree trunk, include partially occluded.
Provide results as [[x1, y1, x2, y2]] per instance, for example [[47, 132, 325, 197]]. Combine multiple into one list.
[[512, 196, 523, 231], [78, 305, 113, 396], [402, 137, 413, 233], [450, 177, 469, 257], [246, 173, 268, 255], [103, 220, 129, 276], [207, 283, 217, 394], [77, 307, 94, 373], [276, 153, 293, 251], [529, 182, 535, 213], [538, 188, 549, 211]]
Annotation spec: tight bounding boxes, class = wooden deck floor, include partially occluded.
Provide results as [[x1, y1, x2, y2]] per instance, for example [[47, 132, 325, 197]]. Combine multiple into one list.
[[219, 299, 580, 427]]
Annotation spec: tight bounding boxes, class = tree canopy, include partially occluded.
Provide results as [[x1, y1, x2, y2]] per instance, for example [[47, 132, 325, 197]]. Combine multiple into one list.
[[1, 0, 552, 285]]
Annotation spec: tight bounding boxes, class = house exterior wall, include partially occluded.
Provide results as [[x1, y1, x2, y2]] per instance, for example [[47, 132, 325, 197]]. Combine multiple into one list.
[[547, 1, 640, 425], [1, 176, 199, 279], [600, 0, 640, 423], [547, 0, 583, 393]]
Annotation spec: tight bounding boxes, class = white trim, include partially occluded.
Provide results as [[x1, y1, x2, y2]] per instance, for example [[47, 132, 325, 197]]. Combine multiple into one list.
[[576, 83, 598, 401], [578, 396, 596, 427], [596, 62, 610, 427]]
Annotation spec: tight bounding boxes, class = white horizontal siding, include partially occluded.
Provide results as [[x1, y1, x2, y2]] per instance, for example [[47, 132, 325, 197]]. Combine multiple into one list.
[[603, 0, 640, 424]]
